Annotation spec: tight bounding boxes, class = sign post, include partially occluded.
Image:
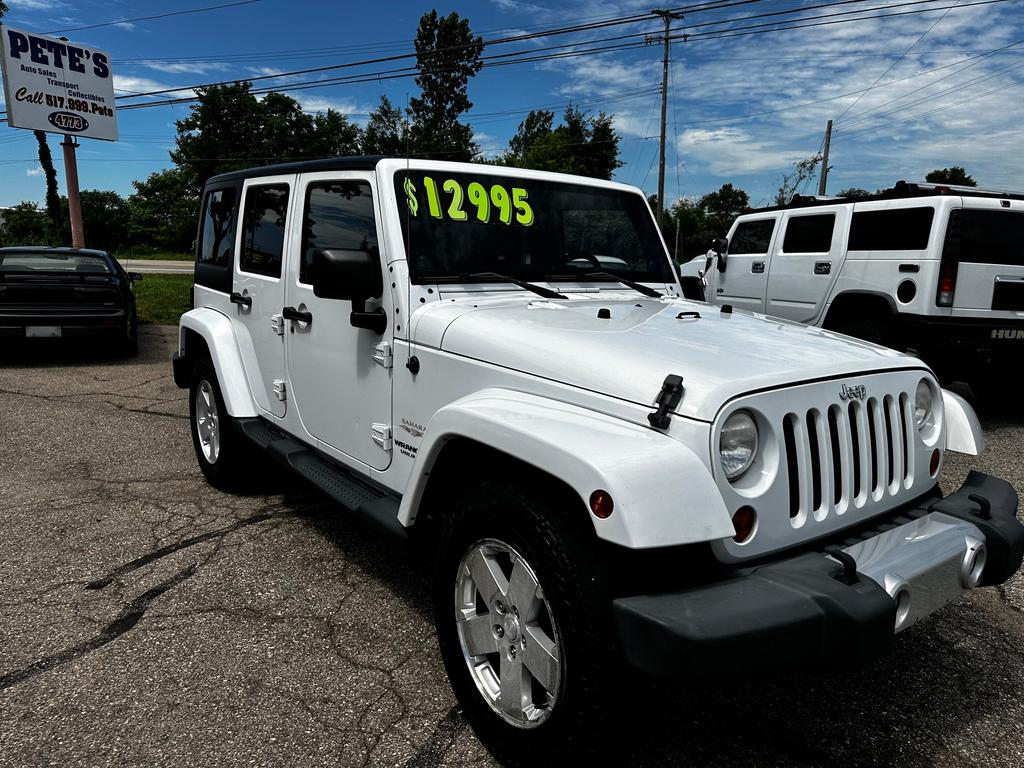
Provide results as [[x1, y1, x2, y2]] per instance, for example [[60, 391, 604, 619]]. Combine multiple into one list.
[[0, 25, 118, 248]]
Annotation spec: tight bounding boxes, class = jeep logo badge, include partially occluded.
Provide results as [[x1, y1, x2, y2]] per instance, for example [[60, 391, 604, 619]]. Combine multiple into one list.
[[47, 111, 89, 132], [839, 383, 867, 401]]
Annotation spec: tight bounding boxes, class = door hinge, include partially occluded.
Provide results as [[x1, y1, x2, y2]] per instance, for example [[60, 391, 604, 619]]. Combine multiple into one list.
[[371, 423, 393, 451], [272, 379, 287, 401], [373, 341, 393, 369], [270, 313, 285, 335]]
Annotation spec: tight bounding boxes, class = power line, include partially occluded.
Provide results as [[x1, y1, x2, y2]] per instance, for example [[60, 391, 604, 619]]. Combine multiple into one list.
[[45, 0, 266, 35], [833, 0, 962, 122]]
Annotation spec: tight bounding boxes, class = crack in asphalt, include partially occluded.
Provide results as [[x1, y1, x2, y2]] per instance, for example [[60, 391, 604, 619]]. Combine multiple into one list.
[[0, 564, 197, 692], [84, 510, 285, 590], [400, 706, 465, 768]]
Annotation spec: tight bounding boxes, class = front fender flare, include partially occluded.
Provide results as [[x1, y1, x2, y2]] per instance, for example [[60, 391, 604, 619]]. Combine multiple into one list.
[[178, 308, 257, 418], [943, 389, 984, 456], [399, 389, 734, 549]]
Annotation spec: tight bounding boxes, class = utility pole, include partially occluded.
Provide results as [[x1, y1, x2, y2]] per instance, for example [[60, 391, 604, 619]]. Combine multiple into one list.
[[651, 9, 684, 226], [817, 119, 833, 196], [61, 135, 85, 248]]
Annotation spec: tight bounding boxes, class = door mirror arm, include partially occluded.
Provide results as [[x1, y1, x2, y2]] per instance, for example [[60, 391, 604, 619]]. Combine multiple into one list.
[[351, 302, 388, 333], [710, 238, 729, 273]]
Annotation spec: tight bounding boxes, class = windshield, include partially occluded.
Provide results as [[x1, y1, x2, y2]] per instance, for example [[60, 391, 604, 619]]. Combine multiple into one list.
[[0, 251, 112, 274], [394, 170, 672, 284]]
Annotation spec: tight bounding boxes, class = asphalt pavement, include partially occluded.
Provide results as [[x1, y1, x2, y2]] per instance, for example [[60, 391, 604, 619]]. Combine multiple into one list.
[[1, 327, 1022, 768]]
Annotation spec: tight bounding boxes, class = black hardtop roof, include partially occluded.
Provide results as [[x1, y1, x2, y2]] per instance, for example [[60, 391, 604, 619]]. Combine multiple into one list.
[[743, 180, 1024, 215], [206, 155, 386, 186], [0, 246, 110, 258]]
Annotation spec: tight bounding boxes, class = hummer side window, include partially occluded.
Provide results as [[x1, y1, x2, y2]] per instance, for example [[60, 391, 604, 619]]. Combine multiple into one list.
[[730, 220, 775, 254], [300, 181, 378, 284], [848, 207, 934, 251], [240, 184, 290, 278], [783, 214, 835, 253]]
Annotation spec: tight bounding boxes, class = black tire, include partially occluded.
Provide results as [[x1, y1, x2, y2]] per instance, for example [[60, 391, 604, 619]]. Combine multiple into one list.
[[188, 358, 249, 491], [433, 480, 625, 768], [119, 313, 139, 358]]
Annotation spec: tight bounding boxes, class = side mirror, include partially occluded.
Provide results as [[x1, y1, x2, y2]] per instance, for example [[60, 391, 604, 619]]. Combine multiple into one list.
[[310, 248, 386, 333], [711, 237, 729, 272], [127, 271, 144, 282]]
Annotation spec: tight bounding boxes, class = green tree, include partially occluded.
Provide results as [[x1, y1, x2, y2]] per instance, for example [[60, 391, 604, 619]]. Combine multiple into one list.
[[171, 82, 362, 193], [0, 202, 50, 246], [925, 166, 976, 186], [73, 190, 129, 253], [699, 183, 749, 236], [126, 169, 199, 253], [837, 187, 871, 198], [503, 105, 622, 180], [407, 11, 483, 160], [33, 130, 62, 236], [362, 96, 407, 155]]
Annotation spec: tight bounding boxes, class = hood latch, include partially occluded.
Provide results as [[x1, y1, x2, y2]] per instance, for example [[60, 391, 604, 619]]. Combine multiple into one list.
[[648, 374, 685, 429]]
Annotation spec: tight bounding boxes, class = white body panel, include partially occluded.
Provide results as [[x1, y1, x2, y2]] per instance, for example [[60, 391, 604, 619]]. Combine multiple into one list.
[[178, 307, 257, 418], [398, 388, 734, 549]]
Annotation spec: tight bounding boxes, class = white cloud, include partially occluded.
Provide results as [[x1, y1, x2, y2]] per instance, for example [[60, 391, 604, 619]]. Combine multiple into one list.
[[14, 0, 66, 9], [137, 61, 231, 76], [25, 168, 42, 177], [677, 127, 804, 176]]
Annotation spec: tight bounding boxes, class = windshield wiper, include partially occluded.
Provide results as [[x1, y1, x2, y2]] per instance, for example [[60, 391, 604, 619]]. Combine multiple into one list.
[[468, 272, 568, 300], [583, 271, 663, 299]]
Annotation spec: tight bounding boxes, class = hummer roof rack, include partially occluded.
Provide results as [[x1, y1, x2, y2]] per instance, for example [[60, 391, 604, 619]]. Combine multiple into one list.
[[745, 179, 1024, 213]]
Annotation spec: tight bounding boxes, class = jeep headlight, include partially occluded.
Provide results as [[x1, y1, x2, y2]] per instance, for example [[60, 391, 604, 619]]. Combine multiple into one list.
[[720, 410, 758, 481], [915, 379, 934, 429]]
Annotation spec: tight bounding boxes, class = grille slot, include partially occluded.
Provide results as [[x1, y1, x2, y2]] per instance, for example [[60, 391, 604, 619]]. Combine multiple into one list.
[[784, 389, 916, 529]]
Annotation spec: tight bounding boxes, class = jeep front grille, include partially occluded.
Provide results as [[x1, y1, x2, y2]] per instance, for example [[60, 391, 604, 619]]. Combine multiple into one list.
[[781, 395, 915, 528], [711, 370, 942, 563]]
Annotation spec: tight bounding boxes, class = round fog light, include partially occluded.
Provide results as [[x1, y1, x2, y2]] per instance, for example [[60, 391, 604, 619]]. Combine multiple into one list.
[[732, 506, 756, 543]]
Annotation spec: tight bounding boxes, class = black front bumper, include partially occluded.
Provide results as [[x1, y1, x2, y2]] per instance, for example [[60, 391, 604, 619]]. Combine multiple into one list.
[[614, 471, 1023, 680]]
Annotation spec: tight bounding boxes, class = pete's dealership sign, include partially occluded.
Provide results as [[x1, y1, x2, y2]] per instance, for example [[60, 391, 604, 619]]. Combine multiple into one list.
[[0, 26, 117, 141]]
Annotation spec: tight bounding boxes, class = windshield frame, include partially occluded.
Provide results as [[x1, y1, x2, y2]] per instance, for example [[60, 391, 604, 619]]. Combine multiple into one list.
[[391, 168, 674, 287]]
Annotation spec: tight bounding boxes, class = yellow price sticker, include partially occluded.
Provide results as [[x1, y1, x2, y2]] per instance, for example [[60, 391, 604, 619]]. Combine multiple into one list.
[[404, 176, 534, 227]]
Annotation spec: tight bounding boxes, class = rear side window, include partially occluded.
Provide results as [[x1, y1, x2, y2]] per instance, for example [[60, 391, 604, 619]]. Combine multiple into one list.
[[240, 184, 290, 278], [783, 214, 835, 253], [300, 181, 378, 284], [848, 207, 934, 250], [944, 209, 1024, 265], [730, 220, 775, 254], [197, 188, 238, 268]]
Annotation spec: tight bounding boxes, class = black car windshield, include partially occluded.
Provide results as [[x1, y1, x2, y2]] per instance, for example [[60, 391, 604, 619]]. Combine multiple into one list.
[[394, 170, 672, 284], [0, 251, 112, 274]]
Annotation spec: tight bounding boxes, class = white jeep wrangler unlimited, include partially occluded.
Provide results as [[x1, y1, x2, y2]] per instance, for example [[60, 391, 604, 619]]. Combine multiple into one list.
[[173, 159, 1023, 767], [686, 181, 1024, 397]]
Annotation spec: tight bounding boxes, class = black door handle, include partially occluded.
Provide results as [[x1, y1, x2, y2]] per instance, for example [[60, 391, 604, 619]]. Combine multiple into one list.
[[751, 261, 765, 274], [814, 261, 832, 275], [230, 292, 252, 307], [282, 306, 312, 324]]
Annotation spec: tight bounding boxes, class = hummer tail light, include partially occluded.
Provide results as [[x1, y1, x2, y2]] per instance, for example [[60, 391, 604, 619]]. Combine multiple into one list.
[[937, 262, 958, 306]]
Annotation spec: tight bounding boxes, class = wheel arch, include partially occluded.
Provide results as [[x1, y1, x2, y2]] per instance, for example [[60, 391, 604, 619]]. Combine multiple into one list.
[[398, 388, 734, 549], [822, 290, 897, 329], [177, 308, 257, 417]]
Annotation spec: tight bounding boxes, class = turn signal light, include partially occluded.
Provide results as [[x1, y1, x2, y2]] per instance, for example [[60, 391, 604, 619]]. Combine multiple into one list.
[[589, 490, 614, 519], [732, 506, 756, 543], [937, 262, 958, 306]]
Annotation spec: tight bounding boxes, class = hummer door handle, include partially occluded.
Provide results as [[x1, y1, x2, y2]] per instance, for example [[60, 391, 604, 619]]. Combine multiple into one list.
[[751, 261, 765, 274], [814, 261, 832, 275]]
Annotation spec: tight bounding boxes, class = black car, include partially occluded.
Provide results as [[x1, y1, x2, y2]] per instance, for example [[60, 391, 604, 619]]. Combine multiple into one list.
[[0, 247, 141, 356]]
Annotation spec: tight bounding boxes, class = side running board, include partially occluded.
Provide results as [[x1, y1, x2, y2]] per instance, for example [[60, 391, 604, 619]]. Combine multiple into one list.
[[236, 417, 408, 547]]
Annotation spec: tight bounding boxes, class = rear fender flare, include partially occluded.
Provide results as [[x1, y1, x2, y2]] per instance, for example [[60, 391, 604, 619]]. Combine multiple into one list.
[[178, 308, 257, 418], [399, 388, 734, 549]]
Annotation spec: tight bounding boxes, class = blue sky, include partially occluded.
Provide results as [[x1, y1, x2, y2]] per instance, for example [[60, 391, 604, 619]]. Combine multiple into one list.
[[2, 0, 1023, 210]]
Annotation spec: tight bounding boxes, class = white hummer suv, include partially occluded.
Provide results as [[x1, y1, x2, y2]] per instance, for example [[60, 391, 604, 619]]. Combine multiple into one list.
[[688, 181, 1024, 397], [173, 159, 1023, 767]]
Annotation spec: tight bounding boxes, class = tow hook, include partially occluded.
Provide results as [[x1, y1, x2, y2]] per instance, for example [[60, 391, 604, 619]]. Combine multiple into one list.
[[827, 547, 860, 585]]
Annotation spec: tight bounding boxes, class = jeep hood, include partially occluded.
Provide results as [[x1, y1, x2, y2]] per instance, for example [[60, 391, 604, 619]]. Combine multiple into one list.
[[413, 295, 922, 422]]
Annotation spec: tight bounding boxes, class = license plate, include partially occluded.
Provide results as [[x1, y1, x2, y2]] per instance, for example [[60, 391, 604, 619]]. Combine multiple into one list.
[[26, 326, 61, 338]]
